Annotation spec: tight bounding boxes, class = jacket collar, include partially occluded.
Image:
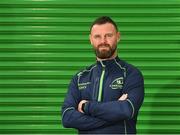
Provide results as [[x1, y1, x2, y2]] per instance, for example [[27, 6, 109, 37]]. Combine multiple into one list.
[[96, 56, 120, 68]]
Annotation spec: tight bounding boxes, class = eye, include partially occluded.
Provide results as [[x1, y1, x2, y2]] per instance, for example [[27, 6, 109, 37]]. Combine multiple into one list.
[[106, 33, 113, 37], [94, 35, 101, 39]]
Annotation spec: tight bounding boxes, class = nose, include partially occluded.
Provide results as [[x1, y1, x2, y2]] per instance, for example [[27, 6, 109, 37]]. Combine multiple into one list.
[[100, 36, 107, 44]]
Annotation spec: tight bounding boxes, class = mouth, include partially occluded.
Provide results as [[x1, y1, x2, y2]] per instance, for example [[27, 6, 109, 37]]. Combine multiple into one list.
[[98, 44, 110, 49], [98, 45, 110, 51], [99, 46, 108, 49]]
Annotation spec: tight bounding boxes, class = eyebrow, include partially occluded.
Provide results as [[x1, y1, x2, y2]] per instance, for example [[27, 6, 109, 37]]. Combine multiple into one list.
[[93, 32, 114, 36]]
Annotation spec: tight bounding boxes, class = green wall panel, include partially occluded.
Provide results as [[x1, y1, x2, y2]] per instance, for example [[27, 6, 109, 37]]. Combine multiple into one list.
[[0, 0, 180, 134]]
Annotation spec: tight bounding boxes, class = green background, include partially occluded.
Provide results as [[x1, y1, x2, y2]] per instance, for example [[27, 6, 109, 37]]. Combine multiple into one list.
[[0, 0, 180, 134]]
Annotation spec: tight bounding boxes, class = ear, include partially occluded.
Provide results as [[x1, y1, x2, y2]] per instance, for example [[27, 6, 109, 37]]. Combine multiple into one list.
[[89, 34, 93, 45], [117, 32, 121, 42]]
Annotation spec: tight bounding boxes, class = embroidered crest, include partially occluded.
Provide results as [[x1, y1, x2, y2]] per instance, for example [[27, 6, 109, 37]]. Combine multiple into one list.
[[110, 77, 124, 89]]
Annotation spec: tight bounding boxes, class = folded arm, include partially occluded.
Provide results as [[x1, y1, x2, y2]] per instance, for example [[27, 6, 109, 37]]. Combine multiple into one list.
[[83, 70, 144, 123], [61, 76, 110, 130]]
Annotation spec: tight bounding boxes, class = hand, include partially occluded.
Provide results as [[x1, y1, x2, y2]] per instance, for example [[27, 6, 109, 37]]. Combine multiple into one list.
[[78, 100, 88, 113], [118, 94, 128, 101]]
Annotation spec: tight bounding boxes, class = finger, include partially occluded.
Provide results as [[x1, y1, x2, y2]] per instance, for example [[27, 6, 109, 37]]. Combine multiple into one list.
[[119, 94, 124, 100], [78, 104, 84, 113], [118, 94, 125, 100], [120, 94, 126, 100], [119, 94, 128, 101], [124, 94, 128, 99], [78, 100, 88, 113], [78, 101, 83, 113]]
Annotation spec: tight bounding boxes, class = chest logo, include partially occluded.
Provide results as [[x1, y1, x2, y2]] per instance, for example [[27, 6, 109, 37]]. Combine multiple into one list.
[[78, 82, 91, 90], [110, 77, 124, 89]]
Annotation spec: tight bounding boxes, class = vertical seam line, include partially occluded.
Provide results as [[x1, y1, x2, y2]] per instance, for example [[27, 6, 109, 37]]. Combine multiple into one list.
[[127, 99, 135, 118], [124, 120, 127, 134]]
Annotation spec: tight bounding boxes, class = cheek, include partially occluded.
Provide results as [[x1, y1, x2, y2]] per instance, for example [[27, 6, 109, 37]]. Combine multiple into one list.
[[107, 38, 117, 45], [92, 40, 100, 46], [91, 41, 98, 49], [108, 39, 118, 48]]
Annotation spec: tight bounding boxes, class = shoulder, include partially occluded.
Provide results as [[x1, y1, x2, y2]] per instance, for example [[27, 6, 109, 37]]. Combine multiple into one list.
[[71, 63, 97, 82], [120, 59, 143, 78], [76, 63, 97, 77]]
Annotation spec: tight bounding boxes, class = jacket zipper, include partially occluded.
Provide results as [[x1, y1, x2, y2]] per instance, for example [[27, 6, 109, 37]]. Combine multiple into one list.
[[97, 65, 105, 102]]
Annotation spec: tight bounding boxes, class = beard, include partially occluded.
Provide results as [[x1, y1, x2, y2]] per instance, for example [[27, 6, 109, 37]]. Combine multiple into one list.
[[94, 43, 117, 59]]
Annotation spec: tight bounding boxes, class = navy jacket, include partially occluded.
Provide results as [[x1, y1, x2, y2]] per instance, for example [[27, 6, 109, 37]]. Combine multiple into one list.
[[62, 56, 144, 134]]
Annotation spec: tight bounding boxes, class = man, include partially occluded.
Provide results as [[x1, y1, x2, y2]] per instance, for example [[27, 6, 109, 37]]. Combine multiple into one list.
[[61, 16, 144, 134]]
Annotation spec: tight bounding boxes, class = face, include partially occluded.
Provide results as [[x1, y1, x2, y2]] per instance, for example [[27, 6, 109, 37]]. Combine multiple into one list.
[[90, 23, 120, 60]]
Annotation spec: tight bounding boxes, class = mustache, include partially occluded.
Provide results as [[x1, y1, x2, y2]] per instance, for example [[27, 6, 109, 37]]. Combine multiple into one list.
[[97, 44, 110, 48]]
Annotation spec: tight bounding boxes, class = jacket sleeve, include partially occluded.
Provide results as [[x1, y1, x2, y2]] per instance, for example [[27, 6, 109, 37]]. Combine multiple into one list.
[[83, 69, 144, 123], [61, 75, 110, 130]]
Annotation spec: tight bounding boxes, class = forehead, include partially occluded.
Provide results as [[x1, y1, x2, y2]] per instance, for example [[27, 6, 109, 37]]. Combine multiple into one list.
[[91, 23, 117, 35]]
